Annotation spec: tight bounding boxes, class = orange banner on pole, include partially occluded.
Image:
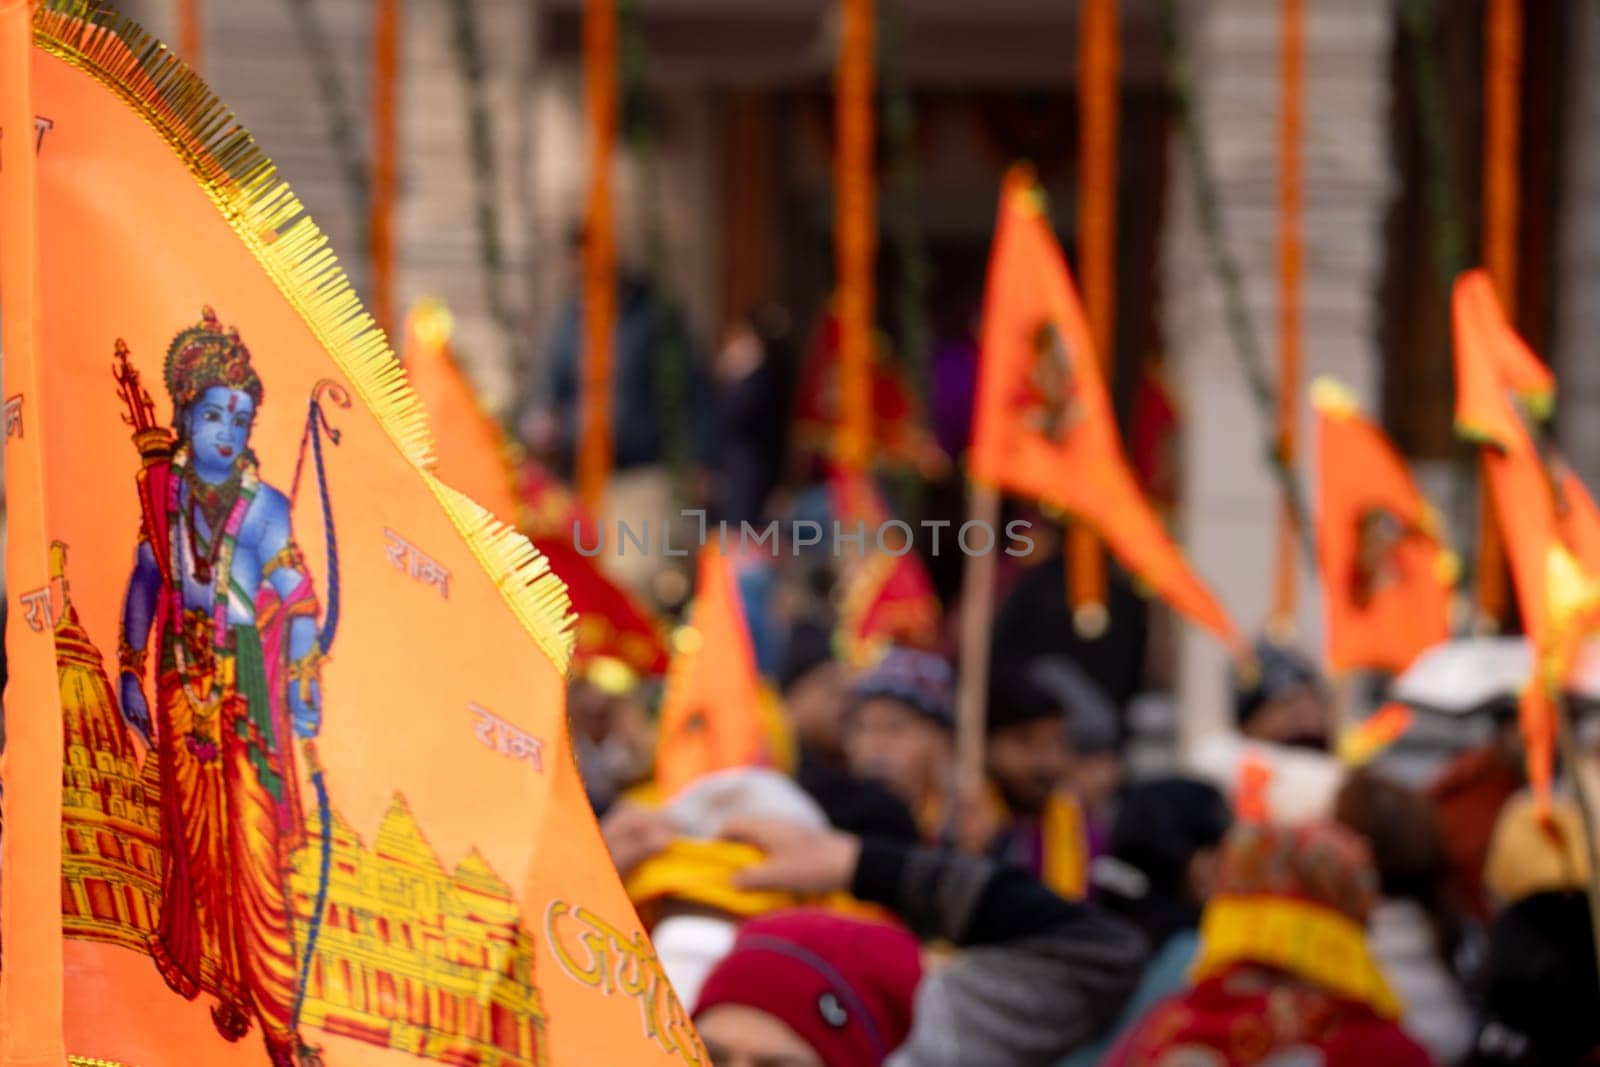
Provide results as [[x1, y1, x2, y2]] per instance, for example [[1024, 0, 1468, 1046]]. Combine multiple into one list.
[[971, 166, 1242, 653], [655, 547, 769, 800], [0, 6, 705, 1064], [1453, 269, 1600, 812], [1069, 0, 1120, 636], [834, 0, 875, 472], [369, 0, 399, 340], [400, 298, 522, 526], [578, 0, 618, 516], [1271, 0, 1305, 634], [1312, 378, 1454, 674]]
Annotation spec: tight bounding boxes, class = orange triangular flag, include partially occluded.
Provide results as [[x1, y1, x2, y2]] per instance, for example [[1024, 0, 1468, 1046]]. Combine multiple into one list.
[[0, 6, 704, 1064], [828, 465, 942, 667], [654, 546, 769, 799], [1312, 378, 1455, 673], [1453, 269, 1600, 811], [399, 297, 523, 526], [971, 166, 1242, 651]]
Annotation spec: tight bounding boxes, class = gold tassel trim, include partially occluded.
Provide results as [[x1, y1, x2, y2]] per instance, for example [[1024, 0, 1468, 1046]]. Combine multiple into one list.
[[31, 0, 575, 671]]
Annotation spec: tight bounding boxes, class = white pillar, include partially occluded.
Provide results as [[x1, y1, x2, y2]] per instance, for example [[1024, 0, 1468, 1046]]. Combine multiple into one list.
[[1555, 3, 1600, 486], [1165, 0, 1395, 748]]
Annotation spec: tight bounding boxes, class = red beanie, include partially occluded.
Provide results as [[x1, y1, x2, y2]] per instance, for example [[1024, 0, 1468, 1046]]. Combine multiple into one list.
[[693, 910, 922, 1067]]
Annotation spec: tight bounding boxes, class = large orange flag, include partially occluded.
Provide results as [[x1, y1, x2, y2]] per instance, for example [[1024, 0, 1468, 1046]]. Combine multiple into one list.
[[1453, 269, 1600, 810], [654, 546, 768, 800], [0, 6, 704, 1066], [401, 307, 670, 678], [399, 298, 523, 527], [971, 166, 1242, 651], [827, 465, 941, 668], [1311, 378, 1455, 673]]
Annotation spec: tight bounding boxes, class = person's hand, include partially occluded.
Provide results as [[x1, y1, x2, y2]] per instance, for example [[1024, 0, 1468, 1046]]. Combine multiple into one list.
[[951, 786, 1003, 857], [720, 817, 861, 895], [601, 803, 675, 879], [291, 681, 321, 740]]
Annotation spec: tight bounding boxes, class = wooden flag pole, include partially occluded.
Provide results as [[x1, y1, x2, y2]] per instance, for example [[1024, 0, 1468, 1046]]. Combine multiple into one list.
[[369, 0, 400, 341], [835, 0, 876, 473], [1477, 0, 1522, 629], [956, 484, 1002, 798], [1270, 0, 1304, 638], [577, 0, 618, 517], [1068, 0, 1119, 639]]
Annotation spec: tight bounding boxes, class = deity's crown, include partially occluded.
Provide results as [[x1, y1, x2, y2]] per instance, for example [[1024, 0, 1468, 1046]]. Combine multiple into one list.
[[164, 305, 263, 410]]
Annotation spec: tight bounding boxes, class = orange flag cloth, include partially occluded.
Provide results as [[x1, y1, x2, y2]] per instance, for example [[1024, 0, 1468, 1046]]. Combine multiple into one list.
[[971, 166, 1242, 652], [654, 546, 770, 800], [827, 465, 942, 668], [1453, 269, 1600, 812], [398, 297, 523, 527], [401, 308, 670, 679], [1312, 377, 1455, 674], [791, 302, 948, 476], [0, 6, 705, 1065]]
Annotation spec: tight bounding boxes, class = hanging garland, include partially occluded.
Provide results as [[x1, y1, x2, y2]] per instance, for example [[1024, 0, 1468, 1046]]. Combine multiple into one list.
[[369, 0, 401, 338], [835, 0, 877, 473], [1270, 0, 1304, 635], [578, 0, 618, 515], [1157, 0, 1316, 566]]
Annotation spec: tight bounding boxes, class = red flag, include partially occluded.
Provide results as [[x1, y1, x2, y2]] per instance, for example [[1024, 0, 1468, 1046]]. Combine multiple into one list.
[[1312, 378, 1455, 673], [517, 458, 669, 678], [791, 302, 948, 476], [971, 166, 1242, 652], [828, 465, 941, 668], [654, 547, 769, 799]]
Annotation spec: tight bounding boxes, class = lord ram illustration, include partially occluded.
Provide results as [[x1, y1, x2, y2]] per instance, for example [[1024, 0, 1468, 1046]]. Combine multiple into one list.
[[53, 307, 548, 1067]]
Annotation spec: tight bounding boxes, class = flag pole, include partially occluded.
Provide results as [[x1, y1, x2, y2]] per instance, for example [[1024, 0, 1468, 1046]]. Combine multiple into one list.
[[955, 484, 1001, 797]]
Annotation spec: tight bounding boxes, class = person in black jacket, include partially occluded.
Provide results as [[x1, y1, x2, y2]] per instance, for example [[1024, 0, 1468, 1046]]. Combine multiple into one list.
[[718, 815, 1147, 1066]]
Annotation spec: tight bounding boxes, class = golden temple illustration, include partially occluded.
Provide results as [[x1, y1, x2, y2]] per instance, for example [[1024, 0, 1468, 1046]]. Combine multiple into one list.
[[53, 541, 548, 1066]]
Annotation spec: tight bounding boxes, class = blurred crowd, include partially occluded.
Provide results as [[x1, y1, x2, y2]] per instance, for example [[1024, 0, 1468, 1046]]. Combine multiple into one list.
[[518, 269, 1600, 1067]]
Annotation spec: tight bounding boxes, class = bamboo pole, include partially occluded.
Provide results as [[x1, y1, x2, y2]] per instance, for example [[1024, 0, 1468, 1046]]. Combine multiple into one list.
[[955, 485, 1002, 798]]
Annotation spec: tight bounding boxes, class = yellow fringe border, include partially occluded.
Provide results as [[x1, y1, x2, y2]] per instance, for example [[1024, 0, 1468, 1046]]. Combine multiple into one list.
[[31, 1, 575, 671]]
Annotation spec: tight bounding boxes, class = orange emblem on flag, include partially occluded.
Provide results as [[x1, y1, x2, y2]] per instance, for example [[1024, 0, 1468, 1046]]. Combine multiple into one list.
[[654, 546, 770, 800], [971, 166, 1241, 652], [1312, 377, 1455, 674], [0, 5, 703, 1064]]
